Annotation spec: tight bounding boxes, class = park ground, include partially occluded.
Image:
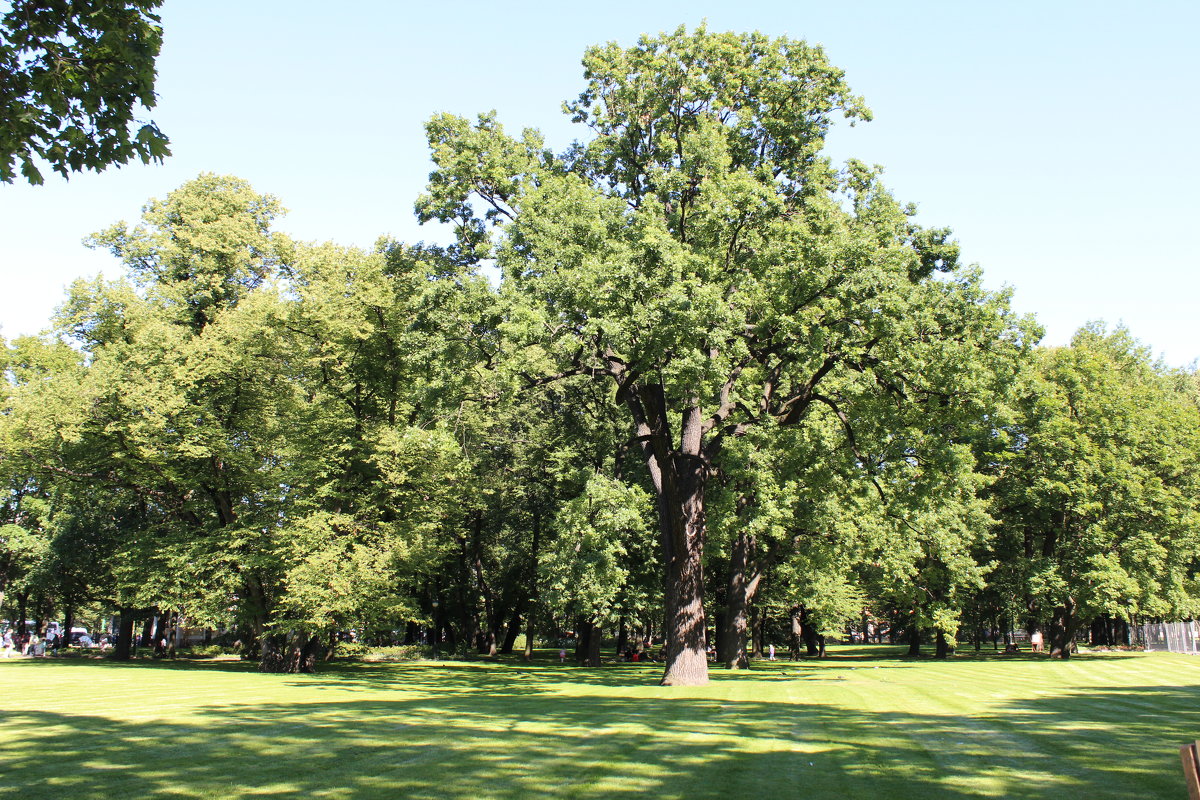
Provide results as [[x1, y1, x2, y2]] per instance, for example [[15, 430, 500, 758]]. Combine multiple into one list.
[[1, 646, 1198, 799]]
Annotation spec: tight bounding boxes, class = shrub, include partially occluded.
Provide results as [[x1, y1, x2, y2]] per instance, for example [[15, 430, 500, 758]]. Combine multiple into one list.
[[332, 641, 371, 659], [362, 644, 433, 662], [185, 644, 236, 658]]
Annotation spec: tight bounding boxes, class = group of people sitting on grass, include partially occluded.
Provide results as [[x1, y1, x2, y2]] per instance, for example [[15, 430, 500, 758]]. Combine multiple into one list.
[[2, 629, 41, 657], [1, 628, 109, 657], [623, 645, 658, 663]]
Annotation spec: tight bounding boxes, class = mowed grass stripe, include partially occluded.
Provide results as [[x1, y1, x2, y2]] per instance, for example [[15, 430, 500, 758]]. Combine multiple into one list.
[[2, 649, 1198, 799]]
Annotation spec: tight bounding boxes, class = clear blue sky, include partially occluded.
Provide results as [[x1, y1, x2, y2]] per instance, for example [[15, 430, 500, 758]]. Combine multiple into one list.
[[2, 0, 1196, 365]]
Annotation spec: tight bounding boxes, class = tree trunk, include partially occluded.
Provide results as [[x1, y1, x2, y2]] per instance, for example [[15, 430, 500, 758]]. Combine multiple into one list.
[[112, 608, 136, 661], [500, 607, 522, 654], [585, 621, 603, 667], [907, 619, 921, 656], [658, 476, 708, 685], [166, 611, 179, 658], [260, 630, 322, 673], [752, 606, 764, 657], [522, 507, 541, 661], [242, 578, 269, 660], [1048, 597, 1077, 659], [148, 614, 166, 656], [575, 618, 591, 664], [628, 391, 709, 686], [140, 615, 154, 650], [522, 607, 536, 661], [789, 606, 804, 659], [935, 630, 951, 659], [16, 592, 28, 636], [61, 606, 75, 651], [616, 616, 628, 659], [648, 452, 709, 685], [800, 608, 821, 657], [720, 530, 760, 670]]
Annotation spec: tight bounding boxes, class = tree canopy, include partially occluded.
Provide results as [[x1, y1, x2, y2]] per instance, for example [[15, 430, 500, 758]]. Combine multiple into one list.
[[0, 0, 169, 184], [1, 26, 1197, 681]]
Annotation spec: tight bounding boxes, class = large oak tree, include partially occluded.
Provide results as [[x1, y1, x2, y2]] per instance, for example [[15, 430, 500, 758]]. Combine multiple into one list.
[[418, 25, 1028, 684]]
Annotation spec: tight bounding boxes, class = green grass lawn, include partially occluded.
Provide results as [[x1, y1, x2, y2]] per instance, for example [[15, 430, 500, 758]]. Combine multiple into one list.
[[2, 646, 1198, 799]]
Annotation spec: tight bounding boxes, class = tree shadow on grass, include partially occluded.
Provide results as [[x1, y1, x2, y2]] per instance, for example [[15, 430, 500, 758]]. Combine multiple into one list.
[[3, 660, 1198, 799]]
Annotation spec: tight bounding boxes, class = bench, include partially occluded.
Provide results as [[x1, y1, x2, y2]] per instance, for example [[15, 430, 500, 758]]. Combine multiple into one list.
[[1181, 741, 1200, 800]]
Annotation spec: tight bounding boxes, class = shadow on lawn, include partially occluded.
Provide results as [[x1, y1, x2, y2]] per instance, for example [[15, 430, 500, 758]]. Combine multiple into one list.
[[3, 660, 1199, 799]]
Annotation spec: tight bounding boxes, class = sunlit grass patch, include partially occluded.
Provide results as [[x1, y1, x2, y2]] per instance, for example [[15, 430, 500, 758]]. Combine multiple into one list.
[[1, 647, 1197, 799]]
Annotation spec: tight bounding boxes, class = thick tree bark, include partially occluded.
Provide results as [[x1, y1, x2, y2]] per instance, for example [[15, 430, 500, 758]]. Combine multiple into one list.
[[627, 389, 709, 685], [658, 468, 709, 685], [500, 607, 522, 654], [804, 613, 821, 657], [112, 608, 136, 661], [585, 622, 603, 667], [789, 606, 804, 659], [907, 619, 921, 656], [1048, 597, 1077, 659], [935, 630, 952, 659], [574, 617, 589, 663], [720, 530, 760, 670]]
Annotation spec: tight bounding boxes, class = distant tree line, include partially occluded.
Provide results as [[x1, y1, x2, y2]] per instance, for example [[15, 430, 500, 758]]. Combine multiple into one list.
[[2, 28, 1197, 683]]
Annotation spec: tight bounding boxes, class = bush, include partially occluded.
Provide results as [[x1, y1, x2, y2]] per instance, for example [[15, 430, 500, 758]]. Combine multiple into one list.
[[362, 644, 433, 662], [185, 644, 236, 658], [332, 641, 371, 659]]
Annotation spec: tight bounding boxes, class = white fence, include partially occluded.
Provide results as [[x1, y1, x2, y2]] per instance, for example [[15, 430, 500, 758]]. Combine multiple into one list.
[[1139, 621, 1200, 654]]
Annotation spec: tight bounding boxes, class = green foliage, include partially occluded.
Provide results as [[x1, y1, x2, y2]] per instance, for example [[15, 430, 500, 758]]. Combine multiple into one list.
[[3, 28, 1196, 671], [183, 643, 237, 657], [542, 473, 655, 623], [418, 25, 1036, 682], [361, 644, 433, 662], [991, 324, 1200, 627], [331, 640, 370, 659], [0, 0, 169, 184]]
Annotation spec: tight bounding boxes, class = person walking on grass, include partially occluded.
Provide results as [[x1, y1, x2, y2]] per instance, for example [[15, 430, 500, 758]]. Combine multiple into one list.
[[768, 643, 776, 661]]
